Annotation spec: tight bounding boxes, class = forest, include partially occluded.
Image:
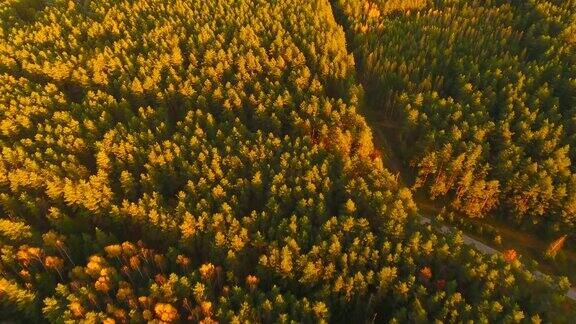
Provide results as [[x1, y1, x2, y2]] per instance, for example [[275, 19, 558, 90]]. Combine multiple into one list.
[[335, 0, 576, 234], [0, 0, 575, 322]]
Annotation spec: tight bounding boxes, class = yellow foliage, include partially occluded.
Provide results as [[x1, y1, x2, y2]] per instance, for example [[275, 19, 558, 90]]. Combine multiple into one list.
[[154, 303, 179, 322]]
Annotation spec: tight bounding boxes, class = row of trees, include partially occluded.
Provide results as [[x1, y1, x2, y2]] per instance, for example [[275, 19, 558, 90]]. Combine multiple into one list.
[[336, 0, 576, 235], [0, 0, 573, 322]]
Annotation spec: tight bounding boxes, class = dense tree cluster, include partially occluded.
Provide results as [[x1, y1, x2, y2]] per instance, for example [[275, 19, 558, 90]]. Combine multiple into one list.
[[0, 0, 573, 322], [336, 0, 576, 235]]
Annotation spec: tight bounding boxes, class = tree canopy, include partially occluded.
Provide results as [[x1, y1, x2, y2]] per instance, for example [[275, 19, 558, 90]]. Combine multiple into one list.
[[336, 0, 576, 235], [0, 0, 574, 322]]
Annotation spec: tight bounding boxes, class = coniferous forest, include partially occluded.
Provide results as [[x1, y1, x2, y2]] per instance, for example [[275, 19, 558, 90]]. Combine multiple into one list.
[[337, 0, 576, 230], [0, 0, 575, 322]]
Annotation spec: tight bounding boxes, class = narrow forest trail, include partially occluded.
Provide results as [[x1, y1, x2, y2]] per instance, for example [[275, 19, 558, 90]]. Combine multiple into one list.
[[328, 1, 576, 302]]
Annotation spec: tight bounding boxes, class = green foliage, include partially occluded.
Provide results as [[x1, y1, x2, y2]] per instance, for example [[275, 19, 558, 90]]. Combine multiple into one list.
[[0, 0, 573, 322], [337, 0, 576, 234], [0, 278, 38, 320]]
